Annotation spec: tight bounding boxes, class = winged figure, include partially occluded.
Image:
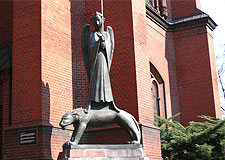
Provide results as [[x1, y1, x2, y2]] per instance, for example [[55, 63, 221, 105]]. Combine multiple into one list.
[[81, 12, 119, 112]]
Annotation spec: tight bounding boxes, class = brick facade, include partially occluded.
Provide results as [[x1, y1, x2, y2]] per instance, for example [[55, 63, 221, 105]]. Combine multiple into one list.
[[0, 0, 221, 159]]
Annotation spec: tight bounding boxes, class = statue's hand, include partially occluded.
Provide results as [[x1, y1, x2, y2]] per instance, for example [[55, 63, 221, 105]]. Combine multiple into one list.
[[100, 40, 106, 49]]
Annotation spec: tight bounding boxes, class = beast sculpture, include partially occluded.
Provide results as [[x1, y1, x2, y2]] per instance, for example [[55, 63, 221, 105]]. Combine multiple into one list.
[[59, 12, 142, 146], [59, 107, 141, 146]]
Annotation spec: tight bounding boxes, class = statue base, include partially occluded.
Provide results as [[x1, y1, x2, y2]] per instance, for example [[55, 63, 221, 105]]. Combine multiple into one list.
[[59, 144, 149, 160]]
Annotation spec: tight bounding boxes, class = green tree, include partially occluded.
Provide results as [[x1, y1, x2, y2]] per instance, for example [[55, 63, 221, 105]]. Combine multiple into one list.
[[155, 114, 225, 160]]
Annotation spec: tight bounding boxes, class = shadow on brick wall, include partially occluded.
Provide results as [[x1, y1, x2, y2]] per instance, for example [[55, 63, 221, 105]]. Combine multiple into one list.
[[165, 32, 181, 122], [42, 82, 53, 159], [70, 0, 89, 110]]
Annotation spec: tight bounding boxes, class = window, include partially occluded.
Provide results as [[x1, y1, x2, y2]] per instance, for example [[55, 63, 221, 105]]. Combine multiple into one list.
[[146, 0, 167, 19], [152, 80, 160, 116], [150, 62, 167, 119]]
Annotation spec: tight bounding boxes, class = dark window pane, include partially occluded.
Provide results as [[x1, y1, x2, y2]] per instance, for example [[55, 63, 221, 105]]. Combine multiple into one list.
[[152, 81, 160, 116]]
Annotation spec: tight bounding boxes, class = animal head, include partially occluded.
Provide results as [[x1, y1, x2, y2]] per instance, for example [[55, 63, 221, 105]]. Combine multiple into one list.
[[59, 108, 83, 129]]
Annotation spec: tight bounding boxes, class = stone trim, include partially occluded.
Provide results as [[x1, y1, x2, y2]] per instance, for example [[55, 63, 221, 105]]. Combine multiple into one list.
[[146, 5, 217, 32], [60, 144, 149, 160]]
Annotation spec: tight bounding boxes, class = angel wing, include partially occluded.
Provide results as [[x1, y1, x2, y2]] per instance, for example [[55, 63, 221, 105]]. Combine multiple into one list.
[[106, 26, 114, 70], [81, 24, 91, 81]]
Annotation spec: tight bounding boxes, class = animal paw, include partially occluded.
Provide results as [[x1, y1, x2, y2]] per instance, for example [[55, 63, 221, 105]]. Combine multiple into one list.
[[126, 140, 139, 144], [63, 140, 77, 147], [131, 140, 139, 144]]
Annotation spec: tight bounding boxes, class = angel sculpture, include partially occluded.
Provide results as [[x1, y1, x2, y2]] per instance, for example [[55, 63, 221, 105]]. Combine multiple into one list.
[[82, 12, 119, 112]]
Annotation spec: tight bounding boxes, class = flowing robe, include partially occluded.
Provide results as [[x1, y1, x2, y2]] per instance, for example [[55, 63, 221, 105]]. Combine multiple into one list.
[[87, 29, 114, 102]]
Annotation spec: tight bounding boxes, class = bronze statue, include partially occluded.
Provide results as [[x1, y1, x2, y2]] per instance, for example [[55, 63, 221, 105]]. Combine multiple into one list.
[[59, 12, 141, 146], [60, 108, 141, 145], [82, 12, 119, 112]]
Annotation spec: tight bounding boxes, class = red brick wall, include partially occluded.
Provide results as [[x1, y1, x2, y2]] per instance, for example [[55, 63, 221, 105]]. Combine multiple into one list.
[[0, 1, 13, 48], [5, 0, 74, 159], [12, 0, 42, 124], [4, 1, 42, 159], [168, 0, 201, 19], [0, 70, 10, 159], [131, 0, 169, 157], [166, 32, 181, 121], [81, 127, 131, 145], [2, 0, 221, 159], [41, 0, 73, 127], [142, 126, 161, 160], [41, 0, 80, 158], [5, 127, 43, 160], [0, 1, 13, 157], [70, 1, 164, 158], [172, 26, 221, 126], [71, 0, 89, 110]]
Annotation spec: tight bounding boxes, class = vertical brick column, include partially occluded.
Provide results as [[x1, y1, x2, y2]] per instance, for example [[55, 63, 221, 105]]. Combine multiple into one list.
[[4, 1, 43, 159], [41, 0, 75, 158], [166, 32, 181, 122], [167, 0, 221, 125], [173, 26, 221, 126], [0, 1, 13, 48], [131, 0, 168, 158], [72, 0, 89, 110], [0, 1, 13, 158], [5, 0, 75, 159], [0, 71, 10, 158], [12, 0, 42, 125], [41, 0, 73, 127]]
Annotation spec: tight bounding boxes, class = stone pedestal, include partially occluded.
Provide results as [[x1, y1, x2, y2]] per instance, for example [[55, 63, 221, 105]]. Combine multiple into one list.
[[59, 144, 149, 160]]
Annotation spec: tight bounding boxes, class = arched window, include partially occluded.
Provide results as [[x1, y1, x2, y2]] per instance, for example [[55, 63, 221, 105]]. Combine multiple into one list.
[[152, 80, 160, 116], [150, 62, 167, 119]]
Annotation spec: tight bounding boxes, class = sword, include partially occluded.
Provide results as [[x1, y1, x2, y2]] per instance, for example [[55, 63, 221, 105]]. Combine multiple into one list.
[[101, 0, 104, 34]]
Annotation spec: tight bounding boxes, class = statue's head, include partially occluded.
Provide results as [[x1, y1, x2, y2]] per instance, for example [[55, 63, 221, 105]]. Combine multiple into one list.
[[91, 12, 105, 31], [59, 109, 81, 130]]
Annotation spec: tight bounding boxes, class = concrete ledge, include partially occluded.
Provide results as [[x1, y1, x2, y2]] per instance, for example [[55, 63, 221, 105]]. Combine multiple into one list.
[[64, 144, 142, 150], [60, 144, 149, 160]]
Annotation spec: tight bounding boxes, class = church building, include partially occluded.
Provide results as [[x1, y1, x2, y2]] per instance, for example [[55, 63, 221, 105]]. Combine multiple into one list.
[[0, 0, 221, 159]]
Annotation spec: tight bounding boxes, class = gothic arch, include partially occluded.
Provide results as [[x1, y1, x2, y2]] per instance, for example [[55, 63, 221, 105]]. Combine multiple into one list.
[[150, 62, 167, 118]]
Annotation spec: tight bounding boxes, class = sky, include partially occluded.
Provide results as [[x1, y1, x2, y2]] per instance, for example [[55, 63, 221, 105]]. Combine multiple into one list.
[[200, 0, 225, 119], [201, 0, 225, 53]]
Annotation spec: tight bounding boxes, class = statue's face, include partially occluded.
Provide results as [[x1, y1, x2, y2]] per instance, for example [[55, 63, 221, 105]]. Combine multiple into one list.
[[93, 14, 102, 31], [59, 112, 78, 130]]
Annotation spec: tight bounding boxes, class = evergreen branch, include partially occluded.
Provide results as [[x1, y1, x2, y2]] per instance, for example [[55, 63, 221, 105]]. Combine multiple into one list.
[[199, 115, 220, 123], [159, 115, 225, 159], [168, 113, 180, 121], [190, 120, 225, 142]]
